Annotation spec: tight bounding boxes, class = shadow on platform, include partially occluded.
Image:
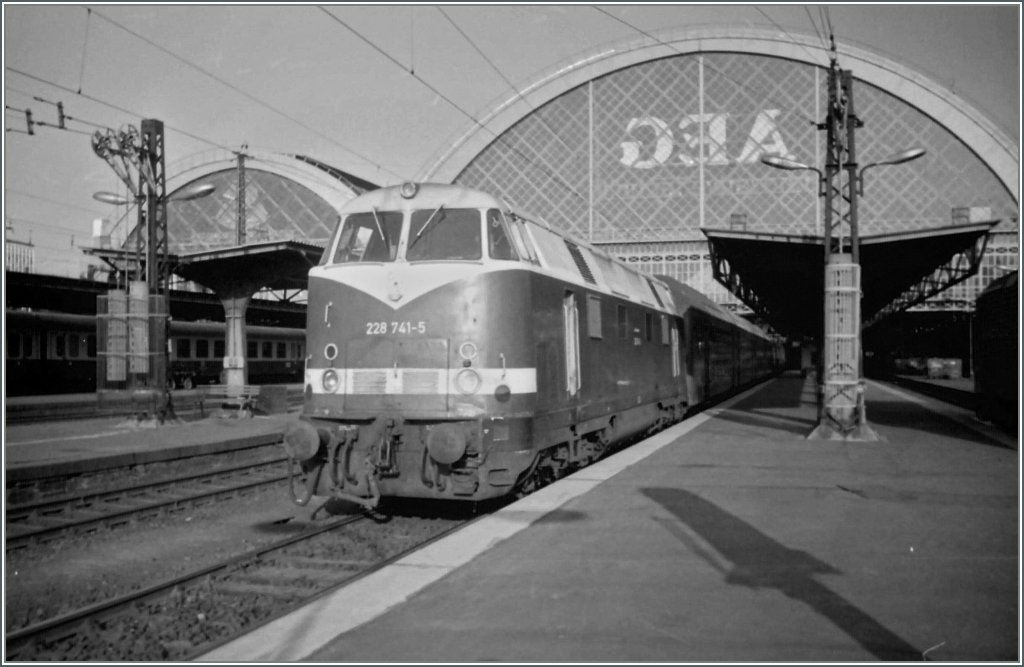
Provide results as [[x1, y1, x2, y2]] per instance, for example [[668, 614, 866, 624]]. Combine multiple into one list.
[[643, 486, 922, 661]]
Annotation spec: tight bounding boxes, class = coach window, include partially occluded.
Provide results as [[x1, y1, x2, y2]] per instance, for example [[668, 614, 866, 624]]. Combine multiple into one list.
[[407, 208, 481, 261], [53, 333, 66, 359], [586, 295, 603, 339], [660, 315, 670, 345], [67, 335, 81, 358], [277, 342, 287, 359], [644, 313, 654, 342], [88, 334, 97, 358], [214, 339, 225, 358], [332, 211, 403, 263], [7, 333, 20, 359], [177, 338, 192, 359], [486, 209, 519, 260], [616, 305, 628, 340], [196, 339, 210, 359], [262, 341, 273, 359], [247, 340, 258, 359]]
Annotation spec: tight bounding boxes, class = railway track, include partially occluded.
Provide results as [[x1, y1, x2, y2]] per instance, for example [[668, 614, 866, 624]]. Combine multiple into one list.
[[5, 511, 468, 661], [5, 459, 289, 552]]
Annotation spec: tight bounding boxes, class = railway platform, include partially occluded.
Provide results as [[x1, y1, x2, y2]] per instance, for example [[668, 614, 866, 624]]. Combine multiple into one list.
[[4, 409, 294, 487], [200, 371, 1018, 663]]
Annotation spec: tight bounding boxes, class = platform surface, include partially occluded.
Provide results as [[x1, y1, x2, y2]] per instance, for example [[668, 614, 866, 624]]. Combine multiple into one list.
[[198, 372, 1018, 663], [4, 412, 293, 482]]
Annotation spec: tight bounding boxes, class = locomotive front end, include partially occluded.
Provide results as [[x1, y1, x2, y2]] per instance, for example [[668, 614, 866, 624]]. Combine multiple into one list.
[[285, 183, 537, 506]]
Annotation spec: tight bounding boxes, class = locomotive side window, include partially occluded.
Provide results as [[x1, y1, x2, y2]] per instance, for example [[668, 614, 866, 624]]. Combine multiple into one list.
[[177, 338, 192, 359], [196, 339, 210, 358], [508, 217, 539, 263], [587, 295, 603, 339], [407, 208, 482, 261], [486, 209, 518, 260], [332, 211, 403, 263]]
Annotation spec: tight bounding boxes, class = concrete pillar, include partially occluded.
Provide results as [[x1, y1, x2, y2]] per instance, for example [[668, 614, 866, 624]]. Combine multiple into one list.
[[221, 293, 252, 388]]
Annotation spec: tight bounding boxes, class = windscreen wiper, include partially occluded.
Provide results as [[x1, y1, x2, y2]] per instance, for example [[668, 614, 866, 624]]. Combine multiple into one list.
[[371, 207, 390, 253], [409, 204, 445, 250]]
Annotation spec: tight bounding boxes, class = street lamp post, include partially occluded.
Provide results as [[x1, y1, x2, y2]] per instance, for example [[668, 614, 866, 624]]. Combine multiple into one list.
[[92, 182, 215, 399], [761, 146, 925, 438]]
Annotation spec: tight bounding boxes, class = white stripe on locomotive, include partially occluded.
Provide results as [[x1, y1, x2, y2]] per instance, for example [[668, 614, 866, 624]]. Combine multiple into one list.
[[305, 366, 537, 395]]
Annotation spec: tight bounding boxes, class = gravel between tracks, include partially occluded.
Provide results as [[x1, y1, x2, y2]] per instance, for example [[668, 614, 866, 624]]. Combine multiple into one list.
[[5, 482, 306, 632]]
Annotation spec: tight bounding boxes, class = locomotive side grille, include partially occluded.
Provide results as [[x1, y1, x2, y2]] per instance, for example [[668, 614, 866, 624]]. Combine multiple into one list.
[[403, 369, 443, 394], [352, 369, 387, 394]]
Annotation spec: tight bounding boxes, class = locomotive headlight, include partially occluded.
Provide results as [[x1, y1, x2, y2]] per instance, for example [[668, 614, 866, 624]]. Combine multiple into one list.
[[322, 369, 340, 393], [455, 368, 481, 395], [399, 182, 419, 199]]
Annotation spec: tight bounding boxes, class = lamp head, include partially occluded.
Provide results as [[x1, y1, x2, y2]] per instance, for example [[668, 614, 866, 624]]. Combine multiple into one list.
[[879, 148, 926, 166], [761, 155, 814, 171], [172, 183, 216, 202], [92, 191, 132, 206]]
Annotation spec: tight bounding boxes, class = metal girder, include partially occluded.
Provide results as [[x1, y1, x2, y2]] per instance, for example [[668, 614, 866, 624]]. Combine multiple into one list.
[[864, 233, 990, 328], [708, 242, 774, 327]]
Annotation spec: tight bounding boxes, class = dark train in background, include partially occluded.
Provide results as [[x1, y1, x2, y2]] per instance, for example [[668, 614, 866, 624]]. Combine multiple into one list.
[[972, 269, 1018, 432], [4, 309, 305, 396], [284, 182, 783, 508]]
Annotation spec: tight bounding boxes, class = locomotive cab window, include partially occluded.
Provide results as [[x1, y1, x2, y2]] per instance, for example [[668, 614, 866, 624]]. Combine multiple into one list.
[[407, 207, 482, 261], [331, 211, 403, 263], [486, 209, 519, 261]]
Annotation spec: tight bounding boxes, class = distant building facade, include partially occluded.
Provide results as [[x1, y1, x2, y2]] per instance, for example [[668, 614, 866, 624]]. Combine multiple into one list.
[[5, 237, 35, 273]]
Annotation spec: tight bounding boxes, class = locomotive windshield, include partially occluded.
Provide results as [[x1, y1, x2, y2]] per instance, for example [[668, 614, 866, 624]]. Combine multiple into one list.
[[331, 210, 403, 263], [407, 207, 482, 261]]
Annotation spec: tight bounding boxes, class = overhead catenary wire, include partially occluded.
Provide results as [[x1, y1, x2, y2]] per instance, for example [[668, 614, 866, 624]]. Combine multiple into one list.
[[435, 7, 581, 158], [593, 6, 821, 127], [6, 66, 231, 151], [89, 9, 401, 182], [317, 5, 620, 233]]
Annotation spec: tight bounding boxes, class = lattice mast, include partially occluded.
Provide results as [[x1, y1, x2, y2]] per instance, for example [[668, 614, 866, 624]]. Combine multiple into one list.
[[812, 39, 877, 440]]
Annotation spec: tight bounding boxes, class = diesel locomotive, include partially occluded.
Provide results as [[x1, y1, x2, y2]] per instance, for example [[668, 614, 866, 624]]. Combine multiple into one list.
[[284, 182, 781, 508]]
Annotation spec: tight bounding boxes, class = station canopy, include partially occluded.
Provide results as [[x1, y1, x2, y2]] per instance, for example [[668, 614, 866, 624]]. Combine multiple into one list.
[[704, 221, 998, 339]]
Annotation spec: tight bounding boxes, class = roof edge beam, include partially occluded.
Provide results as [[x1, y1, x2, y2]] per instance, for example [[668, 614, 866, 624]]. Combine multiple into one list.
[[863, 234, 990, 328]]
